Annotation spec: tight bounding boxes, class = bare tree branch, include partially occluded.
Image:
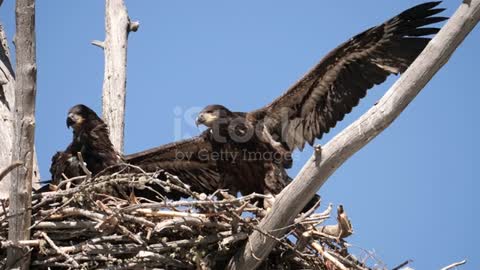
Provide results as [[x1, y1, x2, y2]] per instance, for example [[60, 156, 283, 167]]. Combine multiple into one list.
[[95, 0, 139, 153], [440, 259, 467, 270], [228, 1, 480, 269], [7, 0, 37, 268]]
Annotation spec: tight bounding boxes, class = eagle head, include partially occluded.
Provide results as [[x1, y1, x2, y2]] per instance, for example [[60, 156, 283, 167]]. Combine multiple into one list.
[[66, 104, 100, 131], [196, 104, 232, 128]]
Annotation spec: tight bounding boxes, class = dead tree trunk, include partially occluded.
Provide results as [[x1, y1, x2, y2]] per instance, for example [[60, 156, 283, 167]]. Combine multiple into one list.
[[6, 0, 37, 268], [0, 3, 39, 199], [0, 23, 17, 194], [228, 1, 480, 269], [93, 0, 139, 153]]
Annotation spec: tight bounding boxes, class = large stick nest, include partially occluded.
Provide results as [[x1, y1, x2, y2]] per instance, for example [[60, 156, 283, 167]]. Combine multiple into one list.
[[0, 167, 369, 269]]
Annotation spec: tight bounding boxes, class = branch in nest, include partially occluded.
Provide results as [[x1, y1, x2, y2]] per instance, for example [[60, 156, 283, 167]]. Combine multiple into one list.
[[76, 152, 92, 179], [41, 232, 79, 268]]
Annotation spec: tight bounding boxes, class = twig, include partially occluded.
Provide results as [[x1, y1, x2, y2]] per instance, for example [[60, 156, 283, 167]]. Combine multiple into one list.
[[33, 220, 97, 230], [77, 151, 92, 179], [91, 40, 105, 49], [310, 241, 348, 270], [29, 197, 74, 230], [440, 259, 467, 270], [135, 209, 209, 218], [41, 232, 80, 268], [392, 260, 412, 270], [0, 240, 42, 249]]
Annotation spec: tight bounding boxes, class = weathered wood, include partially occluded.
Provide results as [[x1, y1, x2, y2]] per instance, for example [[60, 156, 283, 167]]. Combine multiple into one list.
[[0, 23, 16, 197], [7, 0, 37, 268], [0, 161, 23, 183], [95, 0, 139, 153], [0, 19, 40, 199], [228, 1, 480, 269], [2, 172, 346, 269]]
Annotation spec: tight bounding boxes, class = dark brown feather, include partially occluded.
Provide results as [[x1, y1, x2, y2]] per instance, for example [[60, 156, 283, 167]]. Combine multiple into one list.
[[124, 132, 221, 200], [251, 2, 446, 151], [49, 105, 122, 186], [124, 129, 314, 209]]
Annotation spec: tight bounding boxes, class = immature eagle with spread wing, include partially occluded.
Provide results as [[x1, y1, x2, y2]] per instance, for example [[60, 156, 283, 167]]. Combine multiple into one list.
[[49, 104, 122, 186], [126, 2, 446, 206]]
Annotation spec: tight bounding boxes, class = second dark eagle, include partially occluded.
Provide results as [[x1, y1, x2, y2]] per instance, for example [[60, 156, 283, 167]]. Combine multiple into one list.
[[126, 2, 447, 206]]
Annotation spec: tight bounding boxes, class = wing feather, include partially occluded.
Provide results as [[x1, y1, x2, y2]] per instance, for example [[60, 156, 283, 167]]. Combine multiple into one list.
[[251, 2, 447, 151], [124, 133, 221, 196]]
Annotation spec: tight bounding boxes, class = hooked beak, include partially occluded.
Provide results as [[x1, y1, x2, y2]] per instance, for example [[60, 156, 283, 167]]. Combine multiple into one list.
[[195, 114, 205, 127], [66, 113, 75, 128]]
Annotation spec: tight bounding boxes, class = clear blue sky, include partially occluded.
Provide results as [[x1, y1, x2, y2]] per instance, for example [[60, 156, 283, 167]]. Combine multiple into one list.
[[1, 1, 478, 269]]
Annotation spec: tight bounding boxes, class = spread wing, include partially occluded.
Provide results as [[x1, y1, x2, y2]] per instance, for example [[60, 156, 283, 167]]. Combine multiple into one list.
[[124, 133, 221, 196], [252, 2, 446, 151]]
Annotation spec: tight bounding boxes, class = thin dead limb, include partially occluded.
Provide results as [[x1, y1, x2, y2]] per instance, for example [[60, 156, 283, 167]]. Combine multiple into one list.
[[441, 259, 467, 270], [41, 232, 80, 268]]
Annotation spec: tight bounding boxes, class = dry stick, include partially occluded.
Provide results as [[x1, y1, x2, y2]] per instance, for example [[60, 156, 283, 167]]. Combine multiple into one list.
[[96, 200, 155, 228], [33, 221, 97, 230], [392, 260, 412, 270], [49, 207, 106, 222], [41, 232, 80, 268], [154, 216, 230, 234], [7, 0, 37, 268], [440, 259, 467, 270], [29, 197, 74, 230], [123, 192, 269, 212], [0, 240, 42, 249], [135, 209, 210, 218], [32, 173, 148, 200], [228, 1, 480, 269], [77, 152, 92, 179], [327, 251, 369, 270], [310, 241, 347, 270], [59, 235, 129, 254], [134, 251, 188, 269], [116, 223, 144, 245]]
